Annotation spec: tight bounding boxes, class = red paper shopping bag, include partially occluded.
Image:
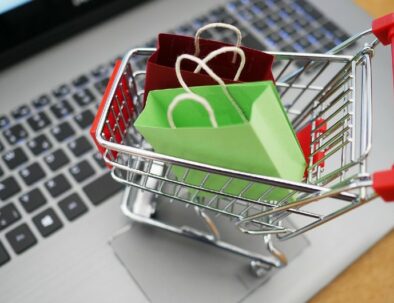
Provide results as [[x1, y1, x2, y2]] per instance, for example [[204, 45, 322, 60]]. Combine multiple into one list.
[[143, 33, 275, 102]]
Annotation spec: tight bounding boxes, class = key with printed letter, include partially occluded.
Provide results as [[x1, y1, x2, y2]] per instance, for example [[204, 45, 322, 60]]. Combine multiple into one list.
[[50, 121, 75, 142], [19, 163, 46, 186], [58, 193, 88, 221], [2, 147, 28, 170], [19, 188, 47, 213], [0, 203, 21, 231], [3, 124, 28, 145], [68, 136, 92, 156], [6, 223, 37, 254], [28, 134, 52, 155], [33, 208, 63, 237], [45, 174, 71, 198], [44, 149, 70, 171], [0, 177, 21, 201]]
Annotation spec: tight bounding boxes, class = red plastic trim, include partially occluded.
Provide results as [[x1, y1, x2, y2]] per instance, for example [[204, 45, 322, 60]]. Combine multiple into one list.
[[372, 13, 394, 45], [373, 165, 394, 202], [90, 60, 122, 168], [296, 118, 327, 177], [372, 12, 394, 87]]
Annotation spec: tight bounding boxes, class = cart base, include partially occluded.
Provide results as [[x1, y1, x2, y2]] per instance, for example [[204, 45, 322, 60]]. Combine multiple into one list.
[[109, 192, 310, 302], [111, 186, 310, 287]]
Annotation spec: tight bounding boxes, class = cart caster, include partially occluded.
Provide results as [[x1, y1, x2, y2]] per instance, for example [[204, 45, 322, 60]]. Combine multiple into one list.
[[250, 260, 272, 278]]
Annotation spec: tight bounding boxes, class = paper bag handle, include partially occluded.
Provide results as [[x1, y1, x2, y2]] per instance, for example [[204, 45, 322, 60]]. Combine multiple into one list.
[[167, 92, 218, 129], [193, 46, 246, 81], [175, 53, 247, 122], [194, 23, 242, 63]]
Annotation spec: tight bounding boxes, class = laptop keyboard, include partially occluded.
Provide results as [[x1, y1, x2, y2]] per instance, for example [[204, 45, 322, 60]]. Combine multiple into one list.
[[0, 0, 352, 266]]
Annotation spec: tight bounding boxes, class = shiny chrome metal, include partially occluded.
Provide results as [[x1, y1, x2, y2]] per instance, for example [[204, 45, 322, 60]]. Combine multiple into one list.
[[94, 29, 385, 271]]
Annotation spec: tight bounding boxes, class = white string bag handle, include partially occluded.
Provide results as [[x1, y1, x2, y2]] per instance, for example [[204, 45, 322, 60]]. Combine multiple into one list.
[[194, 23, 242, 63], [193, 46, 246, 81], [167, 93, 218, 129], [174, 53, 247, 122]]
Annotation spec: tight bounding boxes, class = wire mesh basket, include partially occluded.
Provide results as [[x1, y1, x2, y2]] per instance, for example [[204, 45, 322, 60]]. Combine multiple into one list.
[[91, 15, 394, 273]]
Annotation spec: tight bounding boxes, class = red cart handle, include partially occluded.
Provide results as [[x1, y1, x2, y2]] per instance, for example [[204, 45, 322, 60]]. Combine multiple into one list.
[[371, 14, 394, 202], [372, 12, 394, 87], [373, 165, 394, 202]]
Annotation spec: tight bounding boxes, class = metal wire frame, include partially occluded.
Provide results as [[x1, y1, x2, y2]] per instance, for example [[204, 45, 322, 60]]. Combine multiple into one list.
[[95, 31, 381, 239]]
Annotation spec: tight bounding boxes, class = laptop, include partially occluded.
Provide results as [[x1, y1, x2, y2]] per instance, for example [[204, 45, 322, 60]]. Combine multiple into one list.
[[0, 0, 393, 302]]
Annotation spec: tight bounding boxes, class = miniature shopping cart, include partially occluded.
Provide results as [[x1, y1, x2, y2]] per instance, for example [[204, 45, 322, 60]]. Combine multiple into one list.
[[91, 14, 394, 276]]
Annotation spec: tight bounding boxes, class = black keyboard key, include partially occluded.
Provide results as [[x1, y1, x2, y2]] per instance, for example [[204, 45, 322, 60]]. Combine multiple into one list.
[[53, 84, 71, 98], [3, 124, 28, 145], [282, 45, 297, 52], [6, 223, 37, 254], [295, 18, 309, 29], [91, 65, 109, 78], [0, 203, 21, 231], [69, 160, 95, 183], [93, 152, 106, 169], [177, 24, 195, 35], [33, 208, 63, 237], [2, 147, 28, 170], [253, 19, 269, 32], [253, 1, 268, 11], [19, 188, 47, 213], [296, 0, 322, 19], [27, 112, 51, 131], [0, 116, 10, 129], [19, 162, 46, 186], [44, 149, 70, 171], [72, 75, 89, 87], [83, 173, 123, 205], [280, 5, 295, 16], [266, 32, 282, 45], [218, 16, 238, 28], [193, 16, 210, 27], [311, 30, 326, 41], [50, 100, 74, 119], [0, 139, 4, 152], [242, 34, 266, 50], [282, 24, 297, 36], [11, 105, 31, 120], [73, 88, 95, 107], [50, 121, 75, 142], [58, 193, 88, 221], [67, 136, 92, 157], [324, 41, 336, 51], [32, 95, 51, 109], [0, 177, 21, 201], [0, 166, 3, 177], [0, 241, 10, 266], [74, 109, 94, 129], [27, 134, 52, 155], [94, 78, 109, 95], [298, 37, 311, 50], [45, 174, 71, 198]]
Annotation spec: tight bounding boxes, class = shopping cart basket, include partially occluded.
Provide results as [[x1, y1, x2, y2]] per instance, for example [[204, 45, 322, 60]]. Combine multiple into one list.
[[91, 14, 394, 275]]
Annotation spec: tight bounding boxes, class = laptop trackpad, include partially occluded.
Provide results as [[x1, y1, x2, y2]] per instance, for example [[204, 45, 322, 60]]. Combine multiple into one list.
[[110, 204, 309, 303]]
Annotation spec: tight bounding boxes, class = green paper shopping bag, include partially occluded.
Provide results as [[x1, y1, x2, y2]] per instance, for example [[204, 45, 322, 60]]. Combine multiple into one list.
[[135, 53, 306, 203]]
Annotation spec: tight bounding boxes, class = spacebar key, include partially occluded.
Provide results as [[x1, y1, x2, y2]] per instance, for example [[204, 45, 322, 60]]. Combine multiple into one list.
[[83, 173, 123, 205]]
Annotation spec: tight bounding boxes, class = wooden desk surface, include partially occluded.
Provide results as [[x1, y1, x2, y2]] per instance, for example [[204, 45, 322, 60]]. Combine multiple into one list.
[[310, 229, 394, 303]]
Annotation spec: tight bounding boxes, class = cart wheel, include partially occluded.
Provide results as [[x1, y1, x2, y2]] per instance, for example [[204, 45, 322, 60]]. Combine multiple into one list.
[[250, 260, 271, 278]]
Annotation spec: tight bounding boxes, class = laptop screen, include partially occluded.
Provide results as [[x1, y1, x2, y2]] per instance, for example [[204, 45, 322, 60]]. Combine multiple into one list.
[[0, 0, 149, 70]]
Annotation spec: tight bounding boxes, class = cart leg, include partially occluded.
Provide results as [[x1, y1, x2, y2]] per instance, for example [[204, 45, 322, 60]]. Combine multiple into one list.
[[127, 186, 157, 218], [249, 233, 287, 277], [194, 206, 221, 240]]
